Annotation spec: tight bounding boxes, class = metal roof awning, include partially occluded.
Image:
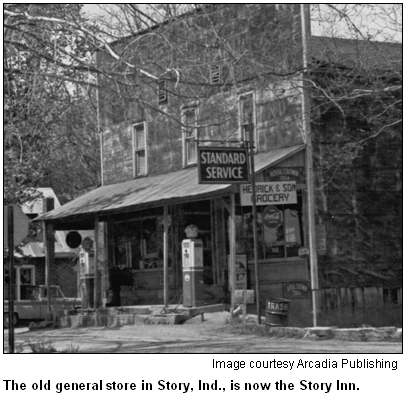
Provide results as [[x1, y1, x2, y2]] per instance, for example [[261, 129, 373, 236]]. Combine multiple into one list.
[[35, 144, 305, 229]]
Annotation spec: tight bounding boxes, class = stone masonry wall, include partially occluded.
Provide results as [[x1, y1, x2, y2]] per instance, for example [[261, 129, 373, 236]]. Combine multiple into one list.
[[313, 108, 402, 290], [98, 4, 305, 185]]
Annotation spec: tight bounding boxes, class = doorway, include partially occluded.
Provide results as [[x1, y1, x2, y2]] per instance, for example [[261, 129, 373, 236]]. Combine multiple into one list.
[[16, 265, 35, 300]]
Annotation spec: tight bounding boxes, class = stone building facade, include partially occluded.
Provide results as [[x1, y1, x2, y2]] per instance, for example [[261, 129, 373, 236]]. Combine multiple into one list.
[[38, 5, 402, 327]]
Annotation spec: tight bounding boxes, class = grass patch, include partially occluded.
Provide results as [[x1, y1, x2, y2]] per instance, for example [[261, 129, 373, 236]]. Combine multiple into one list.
[[59, 344, 80, 353], [17, 340, 80, 353], [28, 340, 57, 353], [216, 318, 267, 337]]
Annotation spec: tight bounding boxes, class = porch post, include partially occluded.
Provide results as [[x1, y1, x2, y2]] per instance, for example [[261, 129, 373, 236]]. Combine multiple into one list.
[[248, 116, 261, 325], [301, 4, 319, 326], [163, 204, 169, 308], [43, 197, 55, 315], [229, 193, 236, 313], [94, 214, 99, 309], [7, 205, 15, 353]]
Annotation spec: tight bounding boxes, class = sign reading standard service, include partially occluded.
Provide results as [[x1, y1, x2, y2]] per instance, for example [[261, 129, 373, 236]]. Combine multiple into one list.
[[198, 147, 249, 184]]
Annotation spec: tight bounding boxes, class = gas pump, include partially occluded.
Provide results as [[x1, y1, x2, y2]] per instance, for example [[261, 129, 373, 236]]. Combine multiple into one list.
[[182, 225, 204, 307], [79, 246, 94, 308]]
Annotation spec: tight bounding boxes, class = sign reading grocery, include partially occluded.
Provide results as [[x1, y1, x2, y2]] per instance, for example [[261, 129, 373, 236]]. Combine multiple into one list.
[[198, 147, 249, 184], [240, 181, 297, 206]]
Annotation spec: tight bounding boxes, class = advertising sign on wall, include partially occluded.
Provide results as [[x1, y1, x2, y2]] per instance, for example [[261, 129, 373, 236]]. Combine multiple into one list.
[[266, 166, 305, 190], [235, 289, 255, 304], [266, 167, 303, 182], [228, 254, 248, 290], [198, 147, 249, 184], [262, 205, 283, 228], [283, 282, 310, 299], [240, 181, 297, 206]]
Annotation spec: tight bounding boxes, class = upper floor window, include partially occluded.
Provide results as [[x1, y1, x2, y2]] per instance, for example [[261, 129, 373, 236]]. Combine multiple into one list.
[[210, 63, 221, 84], [133, 122, 147, 177], [239, 93, 257, 152], [182, 107, 198, 166], [158, 79, 168, 104]]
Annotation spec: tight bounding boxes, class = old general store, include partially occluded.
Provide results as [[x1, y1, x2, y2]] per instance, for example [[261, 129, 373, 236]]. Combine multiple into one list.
[[37, 5, 402, 327]]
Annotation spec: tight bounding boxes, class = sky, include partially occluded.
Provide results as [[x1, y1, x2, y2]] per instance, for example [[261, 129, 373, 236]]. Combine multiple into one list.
[[81, 4, 402, 43]]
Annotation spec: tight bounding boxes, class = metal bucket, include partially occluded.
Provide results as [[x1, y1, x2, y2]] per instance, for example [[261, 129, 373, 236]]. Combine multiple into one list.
[[265, 298, 290, 327]]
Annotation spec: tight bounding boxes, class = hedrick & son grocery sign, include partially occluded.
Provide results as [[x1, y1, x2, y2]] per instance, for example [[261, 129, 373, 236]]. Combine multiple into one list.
[[240, 181, 297, 205]]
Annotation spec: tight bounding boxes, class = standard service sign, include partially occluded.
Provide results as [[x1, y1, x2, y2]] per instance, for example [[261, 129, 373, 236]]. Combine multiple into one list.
[[198, 147, 249, 184]]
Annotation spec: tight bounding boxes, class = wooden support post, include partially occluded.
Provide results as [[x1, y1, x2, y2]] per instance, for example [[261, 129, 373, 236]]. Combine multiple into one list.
[[94, 214, 99, 309], [163, 204, 169, 308], [215, 199, 223, 286], [7, 205, 15, 353], [248, 115, 261, 325], [102, 222, 109, 307], [301, 4, 319, 327], [242, 304, 247, 326], [43, 198, 55, 316], [106, 217, 115, 305], [210, 200, 216, 285], [229, 194, 236, 313]]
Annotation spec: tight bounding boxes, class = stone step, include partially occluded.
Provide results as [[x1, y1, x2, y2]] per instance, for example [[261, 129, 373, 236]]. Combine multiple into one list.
[[54, 310, 190, 328]]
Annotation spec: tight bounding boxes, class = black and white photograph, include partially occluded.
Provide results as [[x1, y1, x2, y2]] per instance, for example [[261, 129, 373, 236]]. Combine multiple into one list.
[[2, 2, 403, 399]]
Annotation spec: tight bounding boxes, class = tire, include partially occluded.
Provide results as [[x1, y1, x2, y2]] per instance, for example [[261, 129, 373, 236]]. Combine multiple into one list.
[[4, 312, 18, 329]]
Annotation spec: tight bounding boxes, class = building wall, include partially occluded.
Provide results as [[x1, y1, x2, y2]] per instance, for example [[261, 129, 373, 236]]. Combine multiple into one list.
[[94, 4, 402, 326], [11, 257, 78, 298], [96, 5, 312, 323], [313, 108, 402, 292], [98, 4, 305, 185], [53, 259, 79, 297], [312, 99, 403, 327], [317, 287, 402, 328]]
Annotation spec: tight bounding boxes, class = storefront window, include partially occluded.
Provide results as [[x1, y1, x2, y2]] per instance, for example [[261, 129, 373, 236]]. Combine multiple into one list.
[[236, 202, 303, 260], [114, 217, 160, 270]]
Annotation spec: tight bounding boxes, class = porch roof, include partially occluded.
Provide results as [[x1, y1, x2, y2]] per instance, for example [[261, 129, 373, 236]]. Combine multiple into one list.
[[35, 144, 305, 229]]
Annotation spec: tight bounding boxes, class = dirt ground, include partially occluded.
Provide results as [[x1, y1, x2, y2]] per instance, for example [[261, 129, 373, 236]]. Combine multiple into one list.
[[4, 312, 402, 353]]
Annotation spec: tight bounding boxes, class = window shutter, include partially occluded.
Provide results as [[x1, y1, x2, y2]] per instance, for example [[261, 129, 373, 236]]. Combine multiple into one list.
[[185, 109, 196, 138], [133, 123, 146, 176], [211, 64, 221, 84], [187, 138, 197, 164], [135, 125, 145, 150], [137, 150, 146, 175], [158, 79, 168, 104], [242, 94, 254, 124], [240, 94, 254, 141]]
